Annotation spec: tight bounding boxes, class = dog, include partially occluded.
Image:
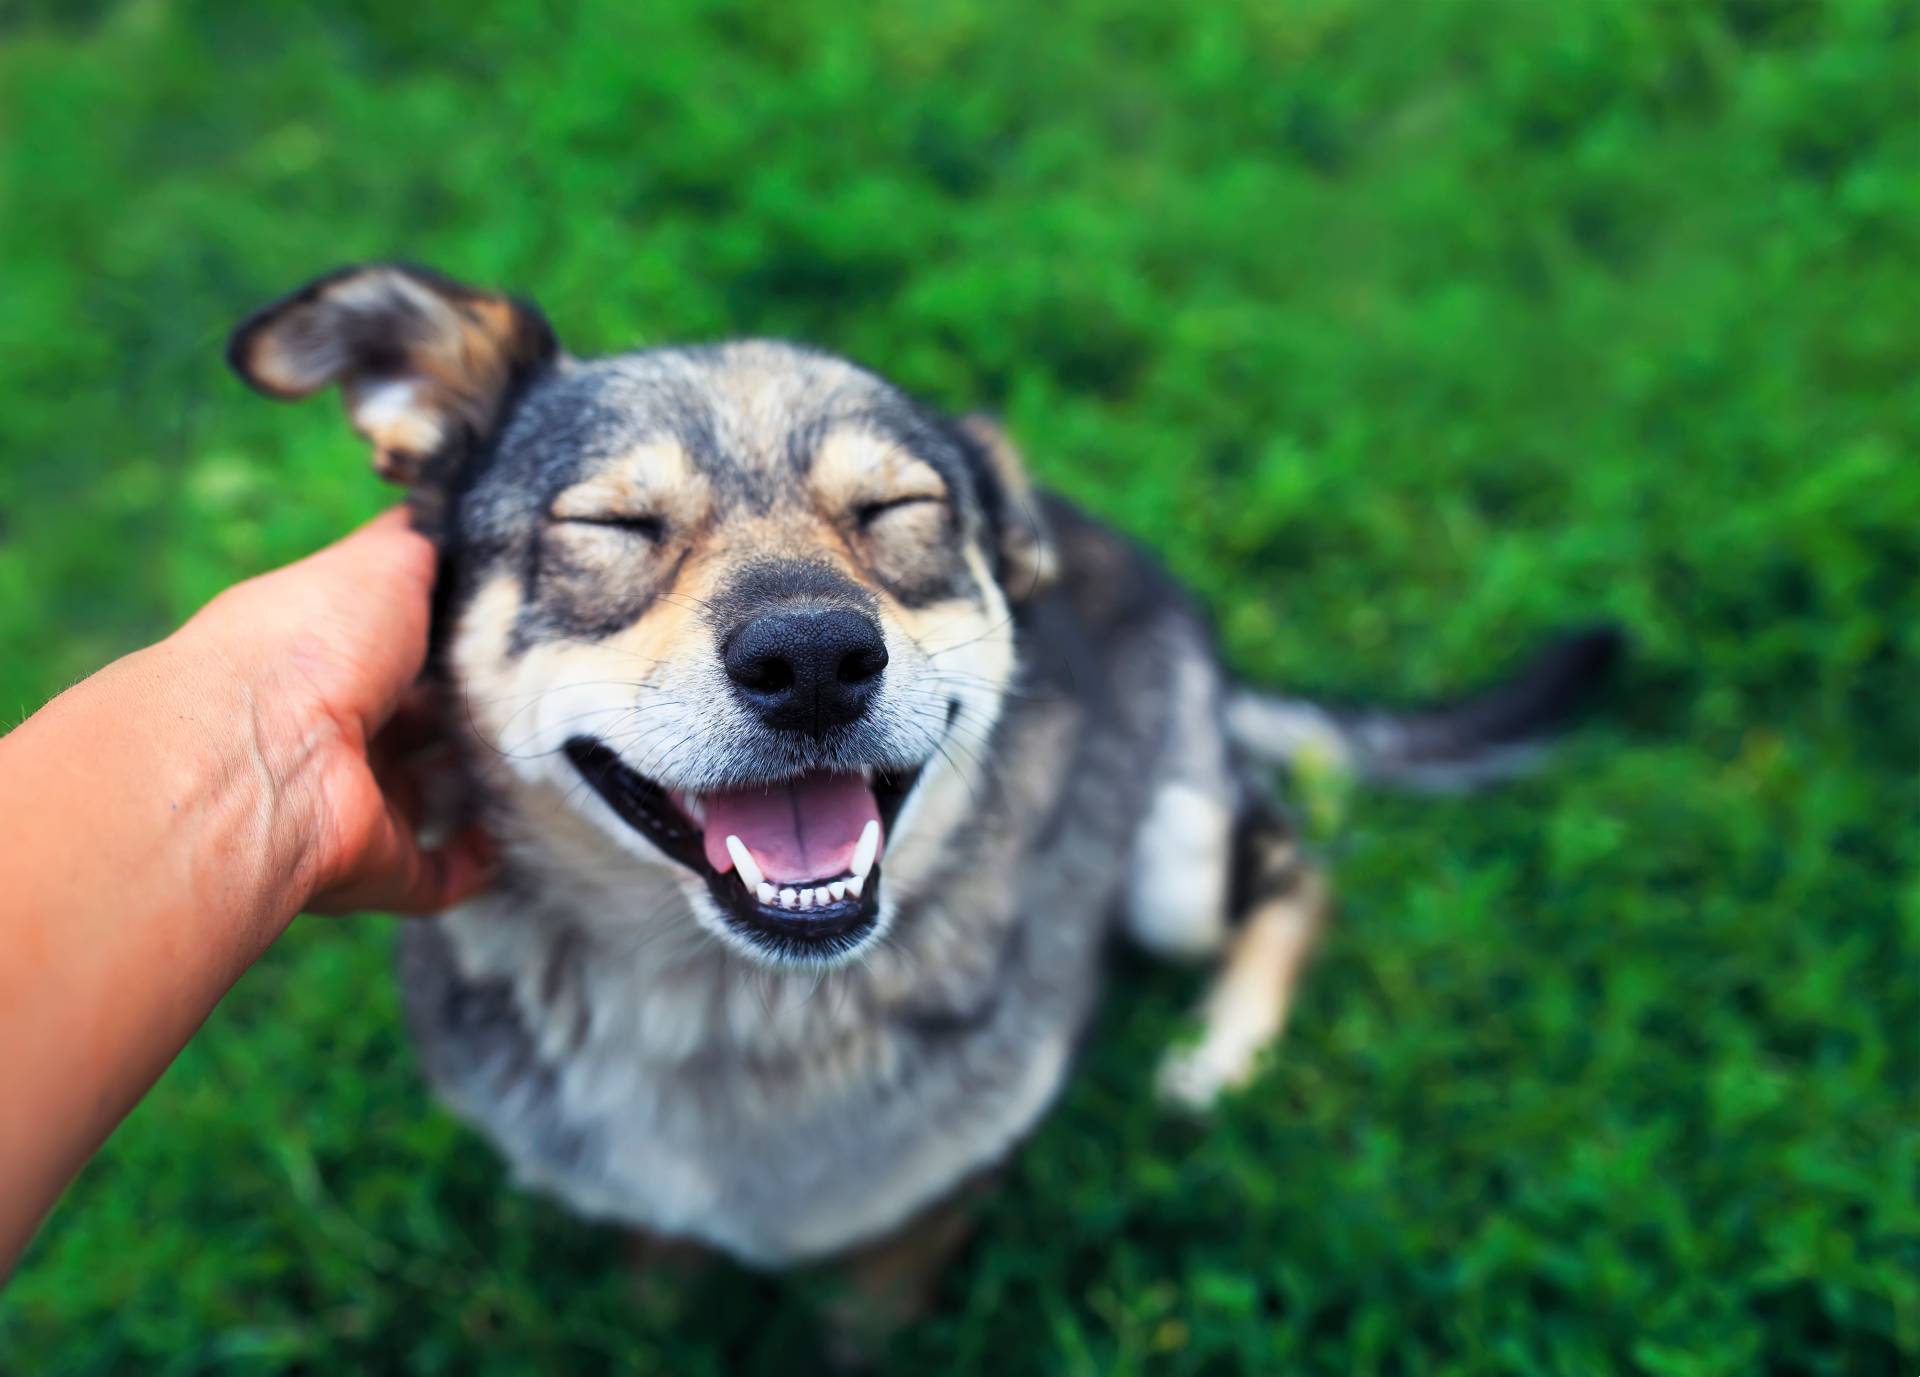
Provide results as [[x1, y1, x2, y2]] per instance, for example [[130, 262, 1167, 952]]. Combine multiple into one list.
[[227, 263, 1618, 1324]]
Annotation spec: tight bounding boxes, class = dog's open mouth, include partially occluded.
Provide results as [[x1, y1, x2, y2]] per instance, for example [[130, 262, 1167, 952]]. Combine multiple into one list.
[[562, 736, 923, 957]]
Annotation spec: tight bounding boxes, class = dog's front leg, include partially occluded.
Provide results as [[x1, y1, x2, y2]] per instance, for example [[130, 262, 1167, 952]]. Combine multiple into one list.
[[822, 1186, 987, 1367], [1156, 808, 1328, 1110]]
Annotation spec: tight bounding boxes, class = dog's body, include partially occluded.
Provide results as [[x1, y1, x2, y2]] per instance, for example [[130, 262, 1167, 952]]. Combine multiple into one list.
[[229, 265, 1616, 1292], [400, 492, 1248, 1266]]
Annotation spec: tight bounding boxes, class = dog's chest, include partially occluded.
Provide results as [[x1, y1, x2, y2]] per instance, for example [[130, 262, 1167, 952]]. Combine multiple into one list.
[[401, 882, 1108, 1264]]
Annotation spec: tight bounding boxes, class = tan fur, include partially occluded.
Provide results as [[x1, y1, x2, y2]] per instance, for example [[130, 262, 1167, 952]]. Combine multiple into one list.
[[340, 379, 447, 478], [549, 439, 711, 527], [234, 266, 549, 483], [455, 562, 719, 765], [809, 427, 949, 511], [958, 413, 1058, 600], [1158, 859, 1328, 1110]]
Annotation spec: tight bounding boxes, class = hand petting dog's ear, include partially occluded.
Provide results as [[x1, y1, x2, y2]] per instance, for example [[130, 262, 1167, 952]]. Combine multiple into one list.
[[174, 507, 497, 916]]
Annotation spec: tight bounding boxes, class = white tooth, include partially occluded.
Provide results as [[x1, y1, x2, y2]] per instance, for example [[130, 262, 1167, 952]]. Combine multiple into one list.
[[845, 873, 864, 899], [797, 888, 814, 909], [829, 881, 847, 902], [779, 887, 798, 908], [724, 835, 765, 890], [851, 819, 880, 881], [815, 887, 834, 907], [757, 882, 777, 904]]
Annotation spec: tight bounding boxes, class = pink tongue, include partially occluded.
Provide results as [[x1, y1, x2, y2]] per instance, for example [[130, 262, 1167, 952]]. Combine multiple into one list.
[[696, 773, 882, 884]]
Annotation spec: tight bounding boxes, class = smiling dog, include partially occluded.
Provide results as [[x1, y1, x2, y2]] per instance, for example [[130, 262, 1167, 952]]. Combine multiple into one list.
[[228, 264, 1618, 1307]]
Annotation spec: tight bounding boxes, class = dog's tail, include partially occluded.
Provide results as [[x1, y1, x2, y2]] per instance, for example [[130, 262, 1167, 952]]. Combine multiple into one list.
[[1224, 626, 1624, 791]]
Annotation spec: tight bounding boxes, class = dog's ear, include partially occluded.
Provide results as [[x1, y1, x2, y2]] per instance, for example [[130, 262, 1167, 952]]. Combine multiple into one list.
[[227, 263, 558, 486], [958, 413, 1057, 602]]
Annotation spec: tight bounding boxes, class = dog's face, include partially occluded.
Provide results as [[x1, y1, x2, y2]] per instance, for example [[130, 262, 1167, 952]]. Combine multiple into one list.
[[230, 265, 1054, 966]]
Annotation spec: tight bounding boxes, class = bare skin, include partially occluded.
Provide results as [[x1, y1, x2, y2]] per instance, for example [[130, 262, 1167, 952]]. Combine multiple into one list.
[[0, 509, 493, 1273]]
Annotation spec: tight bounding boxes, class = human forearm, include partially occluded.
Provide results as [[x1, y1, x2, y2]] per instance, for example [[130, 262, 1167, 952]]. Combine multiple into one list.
[[0, 631, 321, 1267], [0, 510, 492, 1276]]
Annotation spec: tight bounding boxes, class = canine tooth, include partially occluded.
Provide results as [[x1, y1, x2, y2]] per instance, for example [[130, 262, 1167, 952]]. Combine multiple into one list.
[[757, 882, 777, 904], [798, 888, 814, 909], [724, 835, 764, 890], [851, 819, 880, 881], [829, 880, 847, 901], [845, 873, 864, 899], [779, 887, 798, 908]]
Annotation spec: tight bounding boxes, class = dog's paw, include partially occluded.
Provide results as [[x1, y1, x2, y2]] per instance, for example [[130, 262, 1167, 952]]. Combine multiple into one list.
[[1155, 1037, 1260, 1113]]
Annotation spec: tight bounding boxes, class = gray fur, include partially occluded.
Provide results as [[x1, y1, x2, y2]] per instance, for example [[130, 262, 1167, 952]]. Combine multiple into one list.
[[228, 269, 1615, 1280], [404, 491, 1223, 1263], [394, 340, 1613, 1264], [1226, 627, 1625, 792]]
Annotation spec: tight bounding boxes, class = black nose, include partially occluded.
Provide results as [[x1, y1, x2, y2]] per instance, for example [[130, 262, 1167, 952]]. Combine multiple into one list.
[[723, 609, 889, 735]]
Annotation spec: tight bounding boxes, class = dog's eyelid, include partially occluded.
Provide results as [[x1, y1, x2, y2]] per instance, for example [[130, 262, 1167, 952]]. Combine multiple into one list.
[[855, 493, 946, 527], [556, 512, 668, 540]]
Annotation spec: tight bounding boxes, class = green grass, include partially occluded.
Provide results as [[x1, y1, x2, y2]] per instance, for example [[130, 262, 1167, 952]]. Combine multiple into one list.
[[2, 0, 1916, 1371]]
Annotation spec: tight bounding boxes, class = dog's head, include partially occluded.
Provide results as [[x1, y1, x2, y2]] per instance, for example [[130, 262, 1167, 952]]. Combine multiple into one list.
[[230, 264, 1054, 966]]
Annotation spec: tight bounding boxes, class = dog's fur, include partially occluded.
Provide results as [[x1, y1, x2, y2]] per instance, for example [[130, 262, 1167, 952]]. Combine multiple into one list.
[[230, 265, 1618, 1300]]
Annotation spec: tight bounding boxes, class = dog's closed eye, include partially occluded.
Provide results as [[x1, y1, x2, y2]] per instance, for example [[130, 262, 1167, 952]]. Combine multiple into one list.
[[854, 494, 945, 528], [557, 512, 668, 542], [542, 441, 707, 545]]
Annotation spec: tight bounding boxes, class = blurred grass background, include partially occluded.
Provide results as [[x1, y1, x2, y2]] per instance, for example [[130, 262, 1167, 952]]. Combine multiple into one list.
[[2, 0, 1916, 1372]]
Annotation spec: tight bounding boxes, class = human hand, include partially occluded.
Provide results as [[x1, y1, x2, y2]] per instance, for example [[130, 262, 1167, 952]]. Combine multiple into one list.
[[167, 508, 495, 916], [0, 507, 497, 1266]]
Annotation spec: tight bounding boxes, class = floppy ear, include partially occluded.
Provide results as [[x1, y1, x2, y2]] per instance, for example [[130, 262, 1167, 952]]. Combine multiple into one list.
[[226, 263, 558, 486], [958, 413, 1057, 602]]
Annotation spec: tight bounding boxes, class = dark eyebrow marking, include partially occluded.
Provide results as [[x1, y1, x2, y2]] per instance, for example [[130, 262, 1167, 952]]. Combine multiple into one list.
[[784, 412, 834, 476]]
